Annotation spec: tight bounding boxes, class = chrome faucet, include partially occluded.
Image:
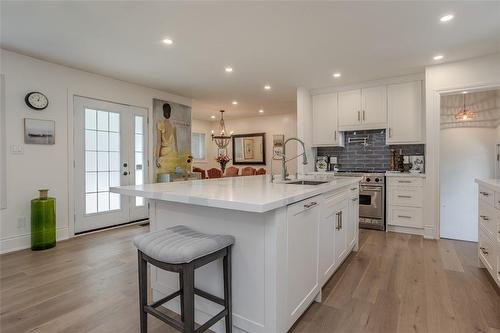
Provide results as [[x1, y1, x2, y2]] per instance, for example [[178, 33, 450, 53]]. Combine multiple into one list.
[[281, 137, 308, 181]]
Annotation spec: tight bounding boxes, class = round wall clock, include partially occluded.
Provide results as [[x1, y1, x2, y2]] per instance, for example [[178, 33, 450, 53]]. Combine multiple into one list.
[[25, 91, 49, 110]]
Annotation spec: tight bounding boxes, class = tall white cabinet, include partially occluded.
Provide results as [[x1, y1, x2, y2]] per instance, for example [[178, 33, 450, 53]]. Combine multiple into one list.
[[312, 93, 344, 146], [386, 81, 424, 144]]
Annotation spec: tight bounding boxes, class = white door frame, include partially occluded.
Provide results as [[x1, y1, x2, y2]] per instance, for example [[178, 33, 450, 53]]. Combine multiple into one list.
[[428, 82, 500, 240], [67, 92, 151, 237]]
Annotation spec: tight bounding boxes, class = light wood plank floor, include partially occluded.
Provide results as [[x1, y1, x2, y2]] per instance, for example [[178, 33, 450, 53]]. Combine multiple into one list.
[[1, 224, 499, 333]]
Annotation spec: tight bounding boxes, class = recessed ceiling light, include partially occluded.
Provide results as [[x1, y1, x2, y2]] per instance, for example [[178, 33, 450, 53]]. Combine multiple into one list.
[[162, 38, 173, 45], [440, 14, 454, 22], [462, 91, 468, 94], [259, 109, 264, 113], [232, 101, 238, 105], [333, 72, 341, 78], [211, 115, 216, 119], [225, 67, 233, 73], [264, 85, 271, 90], [433, 54, 444, 60]]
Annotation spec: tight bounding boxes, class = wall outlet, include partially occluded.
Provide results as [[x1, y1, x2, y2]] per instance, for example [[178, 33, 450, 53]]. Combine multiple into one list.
[[10, 145, 24, 155], [17, 216, 26, 229], [330, 156, 338, 164]]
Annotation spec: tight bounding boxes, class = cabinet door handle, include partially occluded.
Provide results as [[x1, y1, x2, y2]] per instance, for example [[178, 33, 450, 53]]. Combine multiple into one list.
[[398, 215, 412, 219], [357, 111, 360, 121], [362, 110, 365, 121], [480, 191, 489, 196], [397, 195, 412, 198], [340, 211, 343, 229], [398, 180, 411, 183], [335, 212, 340, 230], [480, 215, 489, 221], [352, 197, 358, 202], [334, 130, 337, 140], [388, 128, 392, 138], [303, 201, 318, 209]]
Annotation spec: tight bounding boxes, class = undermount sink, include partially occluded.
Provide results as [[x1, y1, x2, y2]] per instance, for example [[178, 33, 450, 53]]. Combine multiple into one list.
[[287, 180, 328, 185]]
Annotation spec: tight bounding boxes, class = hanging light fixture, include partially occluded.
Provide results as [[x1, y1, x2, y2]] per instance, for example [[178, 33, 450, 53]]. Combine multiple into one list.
[[455, 92, 476, 121], [211, 110, 233, 149]]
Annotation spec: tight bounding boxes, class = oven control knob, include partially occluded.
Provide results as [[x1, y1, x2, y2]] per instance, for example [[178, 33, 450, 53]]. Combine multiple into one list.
[[366, 177, 371, 182], [375, 178, 380, 182]]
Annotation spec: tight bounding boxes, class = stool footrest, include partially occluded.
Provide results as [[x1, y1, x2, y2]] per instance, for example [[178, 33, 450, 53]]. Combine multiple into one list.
[[144, 305, 184, 332], [151, 290, 182, 308], [195, 309, 228, 333], [194, 288, 225, 306]]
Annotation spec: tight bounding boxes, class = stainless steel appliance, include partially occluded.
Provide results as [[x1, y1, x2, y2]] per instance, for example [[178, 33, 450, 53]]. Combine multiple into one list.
[[336, 172, 385, 230]]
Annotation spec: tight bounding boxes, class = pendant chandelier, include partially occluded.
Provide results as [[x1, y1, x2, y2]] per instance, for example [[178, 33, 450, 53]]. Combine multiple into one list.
[[211, 110, 233, 149], [455, 93, 476, 121]]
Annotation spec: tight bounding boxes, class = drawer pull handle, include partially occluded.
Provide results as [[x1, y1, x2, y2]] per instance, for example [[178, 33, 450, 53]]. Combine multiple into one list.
[[398, 180, 412, 183], [303, 201, 318, 209], [350, 187, 357, 191], [397, 195, 412, 198], [398, 215, 412, 219], [480, 215, 489, 221], [352, 198, 358, 202], [480, 191, 489, 196]]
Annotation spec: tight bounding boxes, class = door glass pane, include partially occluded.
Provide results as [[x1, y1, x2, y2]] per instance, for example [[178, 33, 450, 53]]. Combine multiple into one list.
[[135, 116, 145, 206], [85, 109, 120, 214]]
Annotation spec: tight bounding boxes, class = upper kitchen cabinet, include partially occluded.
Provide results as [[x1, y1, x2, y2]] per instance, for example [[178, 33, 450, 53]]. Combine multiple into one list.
[[386, 81, 424, 144], [338, 86, 387, 131], [312, 93, 344, 147]]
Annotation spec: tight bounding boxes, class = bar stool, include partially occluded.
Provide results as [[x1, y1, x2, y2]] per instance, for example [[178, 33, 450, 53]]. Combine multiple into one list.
[[134, 225, 234, 333]]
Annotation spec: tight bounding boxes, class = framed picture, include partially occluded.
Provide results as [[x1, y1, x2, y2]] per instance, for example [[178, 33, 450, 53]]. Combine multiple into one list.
[[232, 133, 266, 165], [273, 134, 284, 160], [24, 118, 55, 145], [217, 148, 227, 156]]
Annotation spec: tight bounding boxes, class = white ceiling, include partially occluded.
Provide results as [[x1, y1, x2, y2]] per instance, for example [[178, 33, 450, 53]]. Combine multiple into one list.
[[1, 1, 500, 120]]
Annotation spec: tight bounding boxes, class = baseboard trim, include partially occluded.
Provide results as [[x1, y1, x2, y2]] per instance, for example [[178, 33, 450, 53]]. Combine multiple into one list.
[[0, 227, 69, 254]]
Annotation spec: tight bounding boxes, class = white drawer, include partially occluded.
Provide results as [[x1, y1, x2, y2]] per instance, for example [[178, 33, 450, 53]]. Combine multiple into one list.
[[387, 177, 424, 187], [479, 227, 496, 274], [479, 202, 497, 239], [479, 186, 494, 207], [387, 206, 423, 228], [389, 187, 423, 207]]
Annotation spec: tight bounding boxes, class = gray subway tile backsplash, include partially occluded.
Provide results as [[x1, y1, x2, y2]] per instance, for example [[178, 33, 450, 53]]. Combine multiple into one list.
[[316, 129, 424, 172]]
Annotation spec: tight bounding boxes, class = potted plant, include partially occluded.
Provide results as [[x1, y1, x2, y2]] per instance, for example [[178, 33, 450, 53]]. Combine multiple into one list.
[[215, 154, 231, 174]]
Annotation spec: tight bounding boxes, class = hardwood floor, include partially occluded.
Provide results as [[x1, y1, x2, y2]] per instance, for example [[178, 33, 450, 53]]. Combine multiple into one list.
[[1, 225, 499, 333]]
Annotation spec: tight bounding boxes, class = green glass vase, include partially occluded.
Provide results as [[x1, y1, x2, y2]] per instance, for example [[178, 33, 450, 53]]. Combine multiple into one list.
[[31, 189, 56, 250]]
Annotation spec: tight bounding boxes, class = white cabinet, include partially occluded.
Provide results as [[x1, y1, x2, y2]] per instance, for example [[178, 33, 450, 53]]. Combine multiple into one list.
[[286, 196, 320, 326], [386, 81, 423, 144], [476, 183, 500, 288], [318, 195, 337, 286], [338, 86, 387, 131], [312, 93, 344, 147], [334, 200, 348, 264], [387, 176, 424, 234], [347, 189, 359, 250]]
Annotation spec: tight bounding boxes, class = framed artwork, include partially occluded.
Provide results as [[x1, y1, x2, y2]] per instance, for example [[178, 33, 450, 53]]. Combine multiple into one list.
[[217, 148, 227, 156], [232, 133, 266, 165], [273, 134, 284, 160], [24, 118, 55, 145]]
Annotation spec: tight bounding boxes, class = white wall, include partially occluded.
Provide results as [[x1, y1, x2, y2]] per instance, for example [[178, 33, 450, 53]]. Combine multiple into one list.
[[425, 53, 500, 239], [0, 49, 191, 253], [296, 87, 314, 174], [192, 113, 297, 175], [440, 127, 496, 241]]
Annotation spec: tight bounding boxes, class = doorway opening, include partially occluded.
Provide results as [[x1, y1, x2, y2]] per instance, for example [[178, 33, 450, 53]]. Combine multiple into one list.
[[439, 88, 500, 241]]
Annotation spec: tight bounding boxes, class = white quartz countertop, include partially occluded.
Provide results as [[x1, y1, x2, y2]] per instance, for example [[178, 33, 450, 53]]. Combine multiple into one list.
[[385, 172, 426, 178], [475, 178, 500, 191], [111, 175, 361, 213]]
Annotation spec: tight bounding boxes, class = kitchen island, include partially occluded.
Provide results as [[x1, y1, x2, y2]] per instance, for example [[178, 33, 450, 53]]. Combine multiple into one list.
[[112, 174, 361, 333]]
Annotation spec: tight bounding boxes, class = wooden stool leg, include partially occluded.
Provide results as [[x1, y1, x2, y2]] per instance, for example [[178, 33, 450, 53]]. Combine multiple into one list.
[[179, 271, 184, 322], [223, 247, 232, 333], [182, 263, 195, 333], [138, 251, 148, 333]]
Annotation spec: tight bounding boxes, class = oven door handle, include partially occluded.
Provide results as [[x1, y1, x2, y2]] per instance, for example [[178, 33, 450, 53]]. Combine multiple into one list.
[[360, 186, 382, 192]]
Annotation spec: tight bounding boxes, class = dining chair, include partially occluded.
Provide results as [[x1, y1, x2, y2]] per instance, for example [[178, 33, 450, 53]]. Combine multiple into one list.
[[241, 167, 256, 176], [255, 168, 266, 175], [207, 168, 223, 179], [225, 166, 239, 177], [192, 167, 207, 179]]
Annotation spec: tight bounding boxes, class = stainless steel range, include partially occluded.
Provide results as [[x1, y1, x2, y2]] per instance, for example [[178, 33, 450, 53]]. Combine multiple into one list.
[[336, 172, 385, 231]]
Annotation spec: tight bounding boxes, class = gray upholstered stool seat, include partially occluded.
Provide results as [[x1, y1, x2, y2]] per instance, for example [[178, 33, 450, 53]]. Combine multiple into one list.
[[134, 225, 235, 264]]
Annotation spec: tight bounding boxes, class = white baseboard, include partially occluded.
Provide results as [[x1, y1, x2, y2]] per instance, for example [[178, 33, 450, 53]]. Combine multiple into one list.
[[387, 225, 424, 236], [0, 227, 69, 254]]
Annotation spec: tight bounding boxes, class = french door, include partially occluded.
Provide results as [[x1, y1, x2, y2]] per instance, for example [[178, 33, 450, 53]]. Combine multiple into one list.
[[74, 96, 148, 233]]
